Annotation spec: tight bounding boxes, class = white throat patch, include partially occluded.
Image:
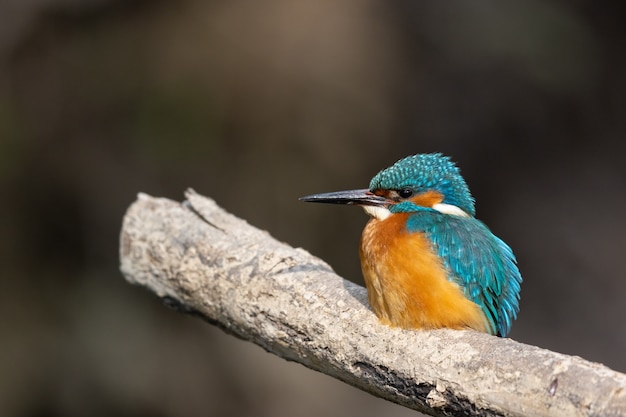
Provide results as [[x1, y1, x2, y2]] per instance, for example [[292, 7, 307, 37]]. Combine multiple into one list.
[[362, 205, 391, 220], [362, 203, 469, 220]]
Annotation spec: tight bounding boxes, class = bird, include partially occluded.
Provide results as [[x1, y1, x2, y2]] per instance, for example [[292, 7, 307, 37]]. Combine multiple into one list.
[[300, 153, 522, 337]]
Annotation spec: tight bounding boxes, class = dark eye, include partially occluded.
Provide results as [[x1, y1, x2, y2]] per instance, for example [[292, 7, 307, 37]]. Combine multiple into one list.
[[398, 188, 413, 199]]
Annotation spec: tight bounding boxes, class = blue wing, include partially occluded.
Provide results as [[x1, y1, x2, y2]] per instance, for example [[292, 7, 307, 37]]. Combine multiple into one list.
[[406, 212, 522, 337]]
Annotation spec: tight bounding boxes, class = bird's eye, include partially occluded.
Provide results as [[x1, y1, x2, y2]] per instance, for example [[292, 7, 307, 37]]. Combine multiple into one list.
[[398, 188, 413, 199]]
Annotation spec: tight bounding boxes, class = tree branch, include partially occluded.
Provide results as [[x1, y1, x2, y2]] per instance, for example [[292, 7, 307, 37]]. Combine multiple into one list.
[[119, 189, 626, 417]]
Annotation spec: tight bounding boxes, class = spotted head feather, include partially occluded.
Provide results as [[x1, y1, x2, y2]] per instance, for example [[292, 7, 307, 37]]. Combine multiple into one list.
[[369, 153, 476, 217]]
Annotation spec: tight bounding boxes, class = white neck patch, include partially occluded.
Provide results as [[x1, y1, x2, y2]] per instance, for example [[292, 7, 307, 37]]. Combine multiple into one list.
[[362, 203, 469, 220], [362, 205, 391, 220], [432, 203, 470, 217]]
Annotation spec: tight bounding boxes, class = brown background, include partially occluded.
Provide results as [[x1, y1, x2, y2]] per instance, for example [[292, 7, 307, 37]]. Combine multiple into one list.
[[1, 1, 625, 416]]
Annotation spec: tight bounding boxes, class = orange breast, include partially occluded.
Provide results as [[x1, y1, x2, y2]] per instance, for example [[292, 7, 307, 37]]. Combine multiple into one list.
[[359, 213, 487, 332]]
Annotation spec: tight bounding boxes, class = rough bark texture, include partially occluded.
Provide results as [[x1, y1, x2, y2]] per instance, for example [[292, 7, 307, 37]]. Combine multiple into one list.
[[119, 190, 626, 417]]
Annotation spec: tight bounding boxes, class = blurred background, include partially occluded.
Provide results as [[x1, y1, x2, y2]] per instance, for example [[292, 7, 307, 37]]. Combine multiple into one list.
[[1, 0, 625, 416]]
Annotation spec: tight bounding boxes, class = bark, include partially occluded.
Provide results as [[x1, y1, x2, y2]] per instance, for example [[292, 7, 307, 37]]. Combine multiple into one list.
[[119, 189, 626, 417]]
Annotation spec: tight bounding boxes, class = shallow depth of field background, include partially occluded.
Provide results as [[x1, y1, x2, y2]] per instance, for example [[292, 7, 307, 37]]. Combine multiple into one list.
[[1, 1, 625, 416]]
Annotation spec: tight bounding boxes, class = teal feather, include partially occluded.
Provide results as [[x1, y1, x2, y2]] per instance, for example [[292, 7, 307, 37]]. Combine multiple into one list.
[[405, 211, 521, 336]]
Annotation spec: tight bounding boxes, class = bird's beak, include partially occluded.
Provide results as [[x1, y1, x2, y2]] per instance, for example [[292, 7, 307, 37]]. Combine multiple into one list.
[[299, 189, 388, 206]]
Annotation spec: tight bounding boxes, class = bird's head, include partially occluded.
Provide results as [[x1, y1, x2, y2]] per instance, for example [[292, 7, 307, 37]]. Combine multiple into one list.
[[300, 153, 475, 220]]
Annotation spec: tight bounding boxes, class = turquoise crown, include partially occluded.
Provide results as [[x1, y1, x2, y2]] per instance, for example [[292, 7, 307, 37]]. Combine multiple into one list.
[[369, 153, 476, 217]]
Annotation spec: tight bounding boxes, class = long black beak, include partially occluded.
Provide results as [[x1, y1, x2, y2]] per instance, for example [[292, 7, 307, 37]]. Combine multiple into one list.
[[299, 189, 388, 206]]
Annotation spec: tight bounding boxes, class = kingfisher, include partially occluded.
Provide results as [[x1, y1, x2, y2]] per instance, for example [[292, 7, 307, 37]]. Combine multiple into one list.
[[300, 153, 522, 337]]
